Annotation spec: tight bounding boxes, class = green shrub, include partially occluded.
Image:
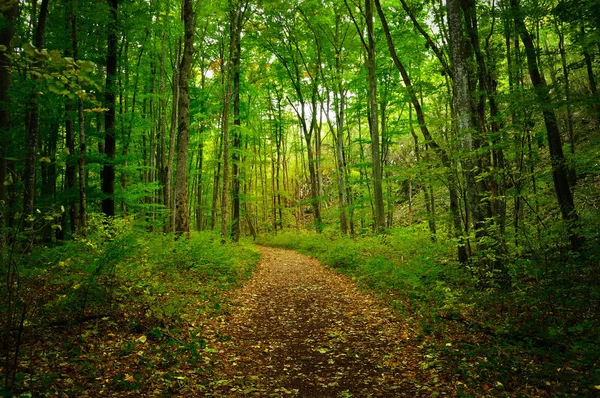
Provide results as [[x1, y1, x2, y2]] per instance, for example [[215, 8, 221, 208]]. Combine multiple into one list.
[[1, 217, 260, 396]]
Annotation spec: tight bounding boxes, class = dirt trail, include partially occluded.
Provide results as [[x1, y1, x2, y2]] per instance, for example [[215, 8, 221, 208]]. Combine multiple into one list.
[[205, 246, 450, 397]]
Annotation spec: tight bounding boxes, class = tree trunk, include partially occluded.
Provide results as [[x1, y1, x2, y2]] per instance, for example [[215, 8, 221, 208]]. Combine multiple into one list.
[[102, 0, 118, 218], [365, 0, 385, 233], [165, 39, 181, 232], [68, 0, 87, 235], [230, 1, 244, 242], [64, 0, 79, 235], [448, 0, 489, 262], [173, 0, 195, 236], [211, 133, 222, 230], [556, 24, 575, 156], [220, 0, 244, 241], [196, 132, 204, 230], [77, 98, 86, 234], [23, 0, 49, 243], [0, 3, 18, 252]]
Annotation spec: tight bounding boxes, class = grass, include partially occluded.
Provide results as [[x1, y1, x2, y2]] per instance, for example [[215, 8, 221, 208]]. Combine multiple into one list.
[[257, 226, 458, 307]]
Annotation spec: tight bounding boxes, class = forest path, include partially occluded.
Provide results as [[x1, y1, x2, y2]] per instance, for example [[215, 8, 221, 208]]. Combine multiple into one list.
[[204, 246, 451, 397]]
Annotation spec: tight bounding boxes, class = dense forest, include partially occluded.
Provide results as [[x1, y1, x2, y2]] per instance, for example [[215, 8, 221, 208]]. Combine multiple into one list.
[[1, 0, 599, 395]]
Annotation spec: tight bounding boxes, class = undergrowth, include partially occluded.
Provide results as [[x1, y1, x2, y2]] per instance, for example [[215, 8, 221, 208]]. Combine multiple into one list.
[[257, 226, 600, 397], [0, 215, 259, 396]]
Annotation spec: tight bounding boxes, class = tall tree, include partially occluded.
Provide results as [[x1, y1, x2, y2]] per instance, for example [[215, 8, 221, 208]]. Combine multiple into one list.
[[0, 1, 19, 252], [365, 0, 385, 232], [374, 0, 467, 260], [65, 0, 78, 234], [174, 0, 195, 236], [71, 0, 87, 235], [230, 0, 248, 242], [23, 0, 50, 242], [447, 0, 496, 263], [102, 0, 118, 217]]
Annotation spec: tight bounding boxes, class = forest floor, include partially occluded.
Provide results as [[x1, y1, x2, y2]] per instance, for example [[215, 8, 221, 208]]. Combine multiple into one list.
[[11, 241, 575, 397], [202, 246, 453, 397]]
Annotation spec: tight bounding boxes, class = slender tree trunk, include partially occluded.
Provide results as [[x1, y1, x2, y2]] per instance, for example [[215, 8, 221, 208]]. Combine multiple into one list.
[[165, 40, 181, 232], [0, 3, 18, 252], [158, 24, 167, 210], [70, 0, 87, 234], [173, 0, 195, 236], [102, 0, 118, 217], [330, 69, 349, 234], [365, 0, 385, 232], [221, 77, 231, 240], [65, 0, 79, 235], [557, 24, 575, 156], [270, 135, 276, 232], [23, 0, 49, 243], [77, 98, 86, 234], [196, 132, 204, 230], [221, 1, 241, 241], [230, 2, 243, 242], [211, 133, 222, 230]]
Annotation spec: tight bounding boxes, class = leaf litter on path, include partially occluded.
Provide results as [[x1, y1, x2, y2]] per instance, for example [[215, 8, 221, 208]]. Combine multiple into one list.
[[204, 246, 452, 397]]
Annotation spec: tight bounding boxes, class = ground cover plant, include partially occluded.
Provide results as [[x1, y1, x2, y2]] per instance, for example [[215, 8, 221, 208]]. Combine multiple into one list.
[[0, 217, 259, 397]]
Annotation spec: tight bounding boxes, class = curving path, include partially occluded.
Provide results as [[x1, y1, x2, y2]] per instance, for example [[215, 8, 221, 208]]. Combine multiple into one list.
[[204, 246, 451, 397]]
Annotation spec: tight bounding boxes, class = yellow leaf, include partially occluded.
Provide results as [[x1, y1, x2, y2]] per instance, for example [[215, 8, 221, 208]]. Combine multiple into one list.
[[136, 335, 147, 343]]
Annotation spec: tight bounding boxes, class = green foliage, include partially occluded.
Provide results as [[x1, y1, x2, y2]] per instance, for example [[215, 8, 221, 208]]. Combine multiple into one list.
[[119, 230, 259, 321], [0, 215, 259, 396]]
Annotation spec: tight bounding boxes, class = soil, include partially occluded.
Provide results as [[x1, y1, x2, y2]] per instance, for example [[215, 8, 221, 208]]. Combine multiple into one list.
[[204, 246, 452, 397]]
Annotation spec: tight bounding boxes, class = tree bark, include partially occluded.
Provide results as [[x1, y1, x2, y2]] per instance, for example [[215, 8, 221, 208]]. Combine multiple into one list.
[[230, 0, 245, 242], [65, 0, 78, 235], [0, 2, 18, 252], [68, 0, 87, 235], [165, 38, 180, 232], [556, 24, 575, 155], [102, 0, 118, 217], [173, 0, 195, 236], [23, 0, 49, 243], [365, 0, 385, 233]]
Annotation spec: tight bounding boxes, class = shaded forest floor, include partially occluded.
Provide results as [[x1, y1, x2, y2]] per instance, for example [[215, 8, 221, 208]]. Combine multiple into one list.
[[203, 246, 450, 397], [4, 231, 597, 397]]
